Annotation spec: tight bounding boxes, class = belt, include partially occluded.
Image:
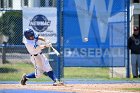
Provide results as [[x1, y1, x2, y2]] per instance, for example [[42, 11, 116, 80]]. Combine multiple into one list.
[[31, 52, 42, 56]]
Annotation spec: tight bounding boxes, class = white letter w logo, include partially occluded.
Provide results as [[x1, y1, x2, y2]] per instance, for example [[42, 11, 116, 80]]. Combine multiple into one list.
[[75, 0, 113, 43]]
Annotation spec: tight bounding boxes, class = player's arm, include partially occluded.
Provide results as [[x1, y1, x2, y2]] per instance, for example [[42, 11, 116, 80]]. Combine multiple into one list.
[[38, 36, 46, 42], [38, 36, 52, 48], [38, 36, 51, 44], [39, 44, 51, 49]]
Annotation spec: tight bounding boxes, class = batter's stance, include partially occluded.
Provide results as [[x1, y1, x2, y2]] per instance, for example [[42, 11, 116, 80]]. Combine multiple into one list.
[[20, 28, 62, 86]]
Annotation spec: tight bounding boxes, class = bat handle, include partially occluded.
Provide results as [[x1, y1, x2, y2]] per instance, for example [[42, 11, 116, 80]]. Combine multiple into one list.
[[51, 46, 60, 56]]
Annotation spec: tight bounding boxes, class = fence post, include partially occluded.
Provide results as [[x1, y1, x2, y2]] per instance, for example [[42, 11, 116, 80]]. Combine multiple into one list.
[[126, 0, 130, 78], [57, 0, 61, 80], [2, 42, 7, 64], [57, 0, 62, 80]]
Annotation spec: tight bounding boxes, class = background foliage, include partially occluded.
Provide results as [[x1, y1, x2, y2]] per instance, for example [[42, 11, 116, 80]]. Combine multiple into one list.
[[0, 11, 23, 45]]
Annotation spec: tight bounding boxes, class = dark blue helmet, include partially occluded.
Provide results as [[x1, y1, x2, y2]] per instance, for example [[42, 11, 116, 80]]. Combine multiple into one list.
[[24, 29, 35, 40]]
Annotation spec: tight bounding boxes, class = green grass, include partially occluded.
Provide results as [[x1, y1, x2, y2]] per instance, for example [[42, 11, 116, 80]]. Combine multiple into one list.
[[64, 67, 109, 79], [123, 88, 140, 92], [0, 63, 51, 81], [0, 63, 33, 81], [1, 63, 139, 81], [0, 63, 110, 81]]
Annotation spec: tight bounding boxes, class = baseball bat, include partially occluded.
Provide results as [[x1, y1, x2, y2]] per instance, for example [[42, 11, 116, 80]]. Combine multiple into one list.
[[44, 39, 60, 56], [51, 46, 60, 56]]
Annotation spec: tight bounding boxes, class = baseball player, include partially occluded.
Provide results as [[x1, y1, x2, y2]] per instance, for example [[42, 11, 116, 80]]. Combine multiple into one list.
[[20, 28, 63, 86]]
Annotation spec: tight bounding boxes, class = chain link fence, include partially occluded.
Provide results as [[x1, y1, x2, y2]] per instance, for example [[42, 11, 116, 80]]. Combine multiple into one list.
[[0, 0, 131, 81], [0, 0, 61, 81], [0, 10, 23, 63], [62, 0, 130, 78], [0, 0, 57, 63]]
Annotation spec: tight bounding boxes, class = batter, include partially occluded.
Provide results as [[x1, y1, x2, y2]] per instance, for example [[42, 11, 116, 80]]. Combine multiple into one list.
[[20, 28, 62, 86]]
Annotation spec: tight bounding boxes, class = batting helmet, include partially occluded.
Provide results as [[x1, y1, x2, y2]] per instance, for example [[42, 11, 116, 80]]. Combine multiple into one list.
[[24, 29, 35, 40]]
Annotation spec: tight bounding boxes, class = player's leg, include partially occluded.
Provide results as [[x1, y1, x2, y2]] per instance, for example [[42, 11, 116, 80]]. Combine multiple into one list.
[[137, 54, 140, 78], [20, 68, 43, 85], [43, 60, 58, 85], [20, 56, 41, 85], [131, 54, 138, 78], [41, 54, 63, 85], [20, 72, 36, 85], [43, 71, 57, 82], [43, 71, 64, 86], [41, 54, 55, 81]]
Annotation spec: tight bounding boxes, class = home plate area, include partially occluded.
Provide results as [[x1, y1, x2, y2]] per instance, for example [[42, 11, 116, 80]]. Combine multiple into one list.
[[0, 80, 140, 93]]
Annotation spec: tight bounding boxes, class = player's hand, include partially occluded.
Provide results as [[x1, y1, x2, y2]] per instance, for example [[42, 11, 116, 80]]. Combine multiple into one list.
[[47, 43, 52, 47]]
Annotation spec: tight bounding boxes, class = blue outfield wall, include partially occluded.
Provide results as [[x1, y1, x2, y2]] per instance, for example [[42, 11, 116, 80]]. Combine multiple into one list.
[[63, 0, 129, 67]]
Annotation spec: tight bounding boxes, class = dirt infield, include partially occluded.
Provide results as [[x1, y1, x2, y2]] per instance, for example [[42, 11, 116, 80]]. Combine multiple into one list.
[[0, 83, 140, 93]]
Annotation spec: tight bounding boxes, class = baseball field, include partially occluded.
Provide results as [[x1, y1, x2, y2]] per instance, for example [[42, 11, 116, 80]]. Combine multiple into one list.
[[0, 0, 138, 93], [0, 63, 140, 93]]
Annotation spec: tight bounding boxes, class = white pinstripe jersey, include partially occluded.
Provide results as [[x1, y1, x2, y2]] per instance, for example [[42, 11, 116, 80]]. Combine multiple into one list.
[[23, 35, 42, 55]]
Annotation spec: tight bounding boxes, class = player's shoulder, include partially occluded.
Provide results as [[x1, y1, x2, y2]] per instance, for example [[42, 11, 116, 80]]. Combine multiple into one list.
[[34, 33, 39, 39], [25, 39, 35, 44]]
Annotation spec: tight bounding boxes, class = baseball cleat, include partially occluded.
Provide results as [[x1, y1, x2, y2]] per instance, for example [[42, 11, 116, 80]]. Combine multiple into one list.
[[53, 81, 59, 86], [20, 74, 28, 85], [53, 81, 64, 86], [59, 81, 64, 85]]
